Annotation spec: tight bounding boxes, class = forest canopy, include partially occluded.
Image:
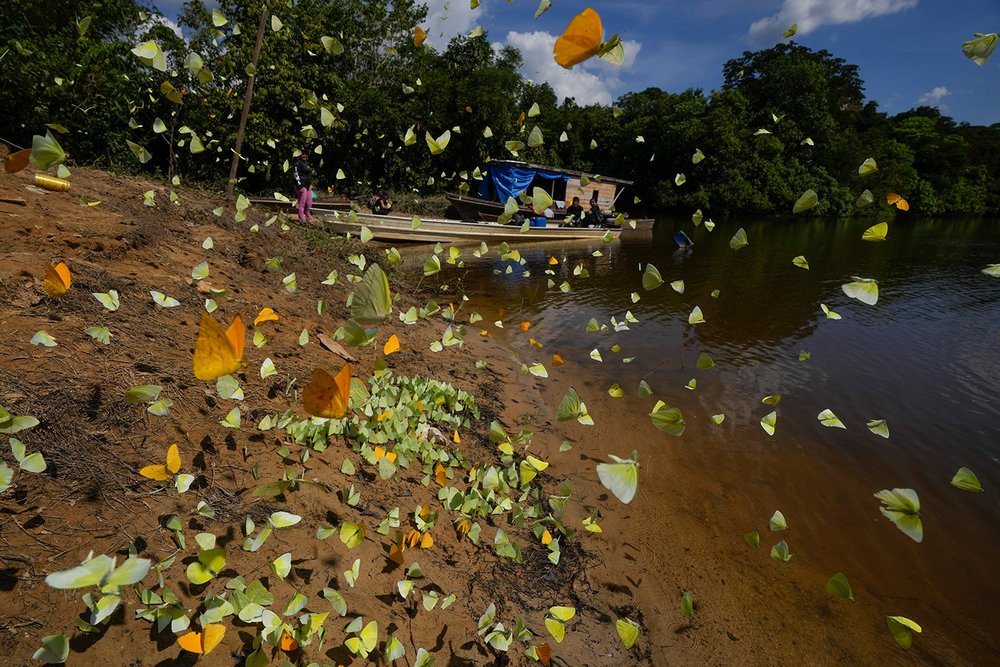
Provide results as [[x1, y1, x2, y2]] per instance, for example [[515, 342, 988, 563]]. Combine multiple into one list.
[[2, 0, 998, 216]]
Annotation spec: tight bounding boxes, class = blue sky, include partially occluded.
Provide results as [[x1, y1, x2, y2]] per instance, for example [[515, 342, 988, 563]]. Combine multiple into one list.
[[153, 0, 1000, 125], [421, 0, 1000, 126]]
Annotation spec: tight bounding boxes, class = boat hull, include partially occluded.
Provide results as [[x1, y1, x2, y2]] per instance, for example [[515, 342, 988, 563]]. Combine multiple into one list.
[[248, 196, 352, 213], [446, 193, 550, 222], [317, 211, 652, 244]]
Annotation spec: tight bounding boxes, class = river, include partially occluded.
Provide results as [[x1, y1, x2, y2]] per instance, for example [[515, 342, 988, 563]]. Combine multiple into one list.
[[401, 216, 1000, 664]]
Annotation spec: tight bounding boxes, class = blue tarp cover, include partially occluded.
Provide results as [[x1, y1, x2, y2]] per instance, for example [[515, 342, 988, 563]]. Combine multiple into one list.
[[478, 163, 569, 202]]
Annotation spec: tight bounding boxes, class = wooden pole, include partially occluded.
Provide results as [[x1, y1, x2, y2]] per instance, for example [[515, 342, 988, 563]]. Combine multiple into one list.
[[225, 4, 269, 200]]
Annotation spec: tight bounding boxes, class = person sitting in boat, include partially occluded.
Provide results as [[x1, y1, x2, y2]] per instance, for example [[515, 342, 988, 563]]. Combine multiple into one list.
[[587, 195, 603, 227], [370, 191, 392, 215], [564, 196, 585, 227]]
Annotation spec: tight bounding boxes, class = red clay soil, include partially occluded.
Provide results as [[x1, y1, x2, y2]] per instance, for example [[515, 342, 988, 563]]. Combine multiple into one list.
[[0, 167, 647, 667]]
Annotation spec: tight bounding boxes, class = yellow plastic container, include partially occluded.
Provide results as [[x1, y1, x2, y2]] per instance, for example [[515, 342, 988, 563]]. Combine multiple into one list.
[[34, 174, 71, 192]]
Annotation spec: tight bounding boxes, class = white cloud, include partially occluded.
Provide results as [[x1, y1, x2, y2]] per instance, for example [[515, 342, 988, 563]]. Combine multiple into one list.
[[917, 86, 950, 106], [749, 0, 918, 42], [152, 15, 183, 39], [499, 30, 641, 107], [423, 0, 481, 49]]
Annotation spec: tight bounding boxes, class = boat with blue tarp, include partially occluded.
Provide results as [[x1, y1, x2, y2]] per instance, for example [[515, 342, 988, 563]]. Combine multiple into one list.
[[445, 160, 634, 224]]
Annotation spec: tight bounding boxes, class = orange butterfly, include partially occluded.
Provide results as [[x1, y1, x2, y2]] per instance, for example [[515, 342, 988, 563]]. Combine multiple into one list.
[[529, 338, 544, 349], [554, 8, 606, 69], [389, 529, 407, 561], [280, 631, 299, 652], [383, 333, 400, 355], [4, 148, 31, 174], [43, 262, 71, 297], [177, 624, 225, 655], [537, 642, 552, 666], [413, 26, 426, 46], [302, 364, 351, 418], [887, 192, 909, 211], [193, 313, 245, 380], [140, 444, 180, 481], [374, 446, 397, 463], [552, 352, 565, 367], [405, 529, 433, 549], [519, 321, 532, 332], [254, 307, 279, 327]]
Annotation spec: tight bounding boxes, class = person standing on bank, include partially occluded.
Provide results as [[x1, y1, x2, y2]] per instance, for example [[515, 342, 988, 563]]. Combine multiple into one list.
[[293, 150, 315, 224]]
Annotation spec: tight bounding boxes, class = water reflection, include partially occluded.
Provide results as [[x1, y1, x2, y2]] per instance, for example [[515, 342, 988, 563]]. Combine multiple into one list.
[[398, 216, 1000, 660], [401, 216, 1000, 461]]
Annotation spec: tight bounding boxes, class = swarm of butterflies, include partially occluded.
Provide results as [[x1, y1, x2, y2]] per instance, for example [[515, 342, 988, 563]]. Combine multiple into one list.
[[16, 4, 1000, 664]]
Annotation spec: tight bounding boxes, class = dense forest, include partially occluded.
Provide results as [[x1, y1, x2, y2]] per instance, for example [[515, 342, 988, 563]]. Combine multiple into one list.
[[3, 0, 999, 216]]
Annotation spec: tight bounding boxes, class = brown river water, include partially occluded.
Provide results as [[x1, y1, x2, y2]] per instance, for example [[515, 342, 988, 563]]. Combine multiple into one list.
[[400, 216, 1000, 665]]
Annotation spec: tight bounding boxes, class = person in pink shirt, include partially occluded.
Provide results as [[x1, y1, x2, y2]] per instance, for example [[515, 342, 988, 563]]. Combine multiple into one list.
[[293, 150, 315, 224]]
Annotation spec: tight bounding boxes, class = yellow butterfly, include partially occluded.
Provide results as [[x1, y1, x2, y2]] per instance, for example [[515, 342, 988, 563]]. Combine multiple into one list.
[[43, 262, 71, 297], [302, 364, 351, 418], [862, 222, 888, 242], [140, 444, 180, 481], [177, 624, 225, 655], [193, 313, 245, 380]]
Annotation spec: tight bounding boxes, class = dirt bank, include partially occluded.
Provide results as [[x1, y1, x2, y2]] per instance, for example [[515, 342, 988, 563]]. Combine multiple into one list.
[[0, 167, 651, 666]]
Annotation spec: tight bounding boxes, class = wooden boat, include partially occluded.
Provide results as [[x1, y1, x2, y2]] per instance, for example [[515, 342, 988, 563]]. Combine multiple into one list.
[[317, 210, 653, 244], [446, 160, 635, 223], [248, 195, 352, 213]]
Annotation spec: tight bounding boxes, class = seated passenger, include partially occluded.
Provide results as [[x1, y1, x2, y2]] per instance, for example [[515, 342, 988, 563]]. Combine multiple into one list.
[[587, 196, 602, 226], [564, 196, 584, 226]]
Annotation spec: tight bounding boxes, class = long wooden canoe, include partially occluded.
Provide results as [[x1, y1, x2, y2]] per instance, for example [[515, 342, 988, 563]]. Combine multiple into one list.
[[248, 196, 352, 213], [317, 211, 653, 244]]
